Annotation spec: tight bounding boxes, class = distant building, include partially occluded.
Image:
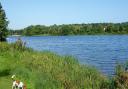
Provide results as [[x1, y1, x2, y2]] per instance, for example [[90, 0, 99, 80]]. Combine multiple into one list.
[[103, 27, 106, 31]]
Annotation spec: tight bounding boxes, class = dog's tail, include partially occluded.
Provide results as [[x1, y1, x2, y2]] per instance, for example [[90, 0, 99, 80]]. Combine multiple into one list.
[[23, 84, 27, 89]]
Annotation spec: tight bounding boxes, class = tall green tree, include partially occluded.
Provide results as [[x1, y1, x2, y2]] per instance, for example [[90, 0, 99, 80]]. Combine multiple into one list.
[[0, 2, 8, 41]]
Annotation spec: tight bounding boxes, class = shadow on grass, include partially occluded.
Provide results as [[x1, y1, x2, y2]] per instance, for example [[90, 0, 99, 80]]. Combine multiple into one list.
[[0, 69, 10, 77]]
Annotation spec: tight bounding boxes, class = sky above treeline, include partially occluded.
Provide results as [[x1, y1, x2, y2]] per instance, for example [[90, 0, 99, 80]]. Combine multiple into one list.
[[1, 0, 128, 29]]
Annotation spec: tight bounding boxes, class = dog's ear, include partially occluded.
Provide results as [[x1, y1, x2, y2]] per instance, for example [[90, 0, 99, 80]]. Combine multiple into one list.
[[11, 75, 16, 79]]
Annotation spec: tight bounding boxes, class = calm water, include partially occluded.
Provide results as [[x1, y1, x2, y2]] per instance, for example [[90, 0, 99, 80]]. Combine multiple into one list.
[[7, 35, 128, 76]]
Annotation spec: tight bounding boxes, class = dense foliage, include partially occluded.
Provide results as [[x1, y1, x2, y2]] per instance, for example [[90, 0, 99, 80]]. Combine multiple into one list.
[[0, 2, 8, 41], [10, 22, 128, 36]]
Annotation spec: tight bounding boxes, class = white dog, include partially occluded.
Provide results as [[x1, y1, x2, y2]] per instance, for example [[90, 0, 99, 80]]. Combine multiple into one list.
[[11, 75, 26, 89]]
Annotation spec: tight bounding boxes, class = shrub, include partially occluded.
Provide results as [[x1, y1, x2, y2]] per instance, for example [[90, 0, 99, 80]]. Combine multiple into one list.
[[11, 38, 26, 51], [110, 62, 128, 89]]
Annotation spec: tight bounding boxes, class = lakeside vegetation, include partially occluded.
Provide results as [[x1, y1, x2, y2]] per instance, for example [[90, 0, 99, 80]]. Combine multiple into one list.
[[0, 42, 108, 89], [1, 40, 128, 89], [9, 22, 128, 36]]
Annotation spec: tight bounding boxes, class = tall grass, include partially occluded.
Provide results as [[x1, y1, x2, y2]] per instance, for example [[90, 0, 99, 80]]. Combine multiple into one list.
[[1, 41, 128, 89]]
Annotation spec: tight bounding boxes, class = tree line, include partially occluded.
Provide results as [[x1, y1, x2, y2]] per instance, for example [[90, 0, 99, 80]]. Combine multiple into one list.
[[10, 22, 128, 36], [0, 2, 8, 41]]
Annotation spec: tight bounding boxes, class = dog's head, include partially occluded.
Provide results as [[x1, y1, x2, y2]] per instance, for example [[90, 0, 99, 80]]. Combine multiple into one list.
[[16, 80, 20, 84]]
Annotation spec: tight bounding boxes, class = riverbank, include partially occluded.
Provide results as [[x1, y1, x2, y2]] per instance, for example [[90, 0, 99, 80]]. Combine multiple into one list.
[[0, 42, 128, 89]]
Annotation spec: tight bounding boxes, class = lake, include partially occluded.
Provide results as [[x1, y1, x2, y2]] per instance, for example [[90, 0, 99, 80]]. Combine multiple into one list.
[[7, 35, 128, 76]]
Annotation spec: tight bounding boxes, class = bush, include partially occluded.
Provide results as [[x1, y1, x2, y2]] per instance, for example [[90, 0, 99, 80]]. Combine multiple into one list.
[[110, 62, 128, 89], [11, 38, 26, 51], [0, 42, 10, 51]]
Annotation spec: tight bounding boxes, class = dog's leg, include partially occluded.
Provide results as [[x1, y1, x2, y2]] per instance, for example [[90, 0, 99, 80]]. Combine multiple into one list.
[[18, 87, 23, 89], [12, 85, 15, 89], [12, 85, 13, 89], [12, 86, 17, 89]]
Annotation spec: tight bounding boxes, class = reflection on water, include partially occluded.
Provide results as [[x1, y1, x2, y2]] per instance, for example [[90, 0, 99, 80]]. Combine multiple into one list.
[[8, 35, 128, 76]]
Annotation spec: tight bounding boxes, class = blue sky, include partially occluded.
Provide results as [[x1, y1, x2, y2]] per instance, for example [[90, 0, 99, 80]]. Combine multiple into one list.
[[1, 0, 128, 29]]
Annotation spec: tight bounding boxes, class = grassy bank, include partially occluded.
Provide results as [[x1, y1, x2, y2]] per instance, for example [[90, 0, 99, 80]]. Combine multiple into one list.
[[0, 42, 128, 89]]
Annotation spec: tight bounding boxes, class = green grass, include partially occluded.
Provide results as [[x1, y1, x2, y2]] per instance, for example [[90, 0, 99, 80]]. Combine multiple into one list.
[[0, 75, 12, 89], [0, 42, 124, 89]]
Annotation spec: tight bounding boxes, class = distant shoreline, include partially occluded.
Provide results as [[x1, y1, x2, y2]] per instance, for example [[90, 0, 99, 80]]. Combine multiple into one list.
[[8, 34, 128, 37], [9, 22, 128, 36]]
